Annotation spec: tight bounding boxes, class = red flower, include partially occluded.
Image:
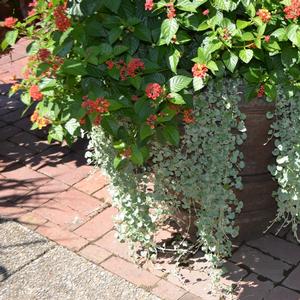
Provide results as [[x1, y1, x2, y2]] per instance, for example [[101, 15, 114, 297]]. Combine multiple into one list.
[[166, 3, 176, 19], [203, 9, 209, 16], [264, 35, 270, 43], [29, 85, 43, 101], [4, 17, 18, 28], [256, 9, 272, 23], [145, 0, 154, 11], [145, 83, 163, 100], [183, 109, 195, 124], [37, 49, 51, 61], [284, 0, 300, 20], [126, 58, 145, 78], [121, 148, 132, 158], [192, 63, 208, 78], [82, 97, 110, 114], [257, 84, 265, 98], [79, 117, 86, 125], [146, 114, 158, 129], [28, 0, 38, 7], [54, 6, 71, 32], [106, 60, 114, 70], [131, 95, 139, 101]]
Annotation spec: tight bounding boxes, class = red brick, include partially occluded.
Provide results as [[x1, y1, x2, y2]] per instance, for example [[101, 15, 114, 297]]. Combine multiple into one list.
[[264, 286, 300, 300], [92, 186, 112, 204], [231, 245, 291, 282], [1, 108, 24, 123], [178, 293, 201, 300], [286, 229, 300, 244], [18, 211, 47, 230], [2, 165, 51, 189], [101, 256, 160, 288], [237, 273, 273, 300], [0, 57, 28, 81], [9, 131, 50, 153], [74, 171, 109, 195], [74, 207, 117, 241], [95, 230, 131, 261], [167, 269, 218, 300], [0, 141, 36, 162], [221, 261, 248, 285], [61, 152, 87, 169], [36, 222, 88, 251], [0, 205, 29, 219], [15, 179, 69, 209], [26, 145, 70, 171], [247, 234, 300, 265], [0, 177, 30, 202], [33, 199, 86, 230], [39, 164, 92, 186], [79, 244, 111, 264], [152, 279, 186, 300], [55, 188, 103, 216], [283, 264, 300, 291], [0, 125, 21, 141]]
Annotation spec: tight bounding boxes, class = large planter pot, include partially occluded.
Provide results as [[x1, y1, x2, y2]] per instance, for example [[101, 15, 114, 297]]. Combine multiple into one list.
[[235, 99, 277, 241]]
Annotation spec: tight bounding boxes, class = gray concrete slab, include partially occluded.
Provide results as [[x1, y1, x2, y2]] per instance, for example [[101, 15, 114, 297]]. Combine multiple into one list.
[[0, 220, 159, 300], [0, 219, 54, 281]]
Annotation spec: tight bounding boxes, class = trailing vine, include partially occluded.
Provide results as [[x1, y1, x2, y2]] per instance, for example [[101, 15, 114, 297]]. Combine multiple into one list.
[[87, 79, 246, 266], [269, 89, 300, 241]]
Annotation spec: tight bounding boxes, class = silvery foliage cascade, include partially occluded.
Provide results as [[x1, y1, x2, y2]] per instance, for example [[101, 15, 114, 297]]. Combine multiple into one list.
[[86, 79, 246, 264], [269, 90, 300, 241]]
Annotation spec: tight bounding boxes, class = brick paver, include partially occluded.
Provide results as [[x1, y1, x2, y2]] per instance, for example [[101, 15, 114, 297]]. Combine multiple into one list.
[[1, 37, 300, 300], [74, 206, 117, 241], [231, 245, 291, 282], [79, 244, 111, 264], [101, 256, 160, 288]]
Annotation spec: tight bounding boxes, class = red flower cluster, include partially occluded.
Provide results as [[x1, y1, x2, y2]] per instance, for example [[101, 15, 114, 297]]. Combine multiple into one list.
[[192, 63, 208, 78], [28, 0, 38, 16], [256, 9, 272, 23], [4, 17, 18, 28], [166, 3, 176, 19], [183, 109, 195, 124], [264, 35, 270, 43], [81, 96, 110, 125], [145, 83, 163, 100], [37, 49, 51, 62], [257, 84, 265, 98], [54, 6, 71, 32], [29, 85, 43, 101], [284, 0, 300, 20], [203, 9, 209, 16], [146, 114, 158, 129], [106, 60, 114, 70], [121, 148, 132, 158], [117, 58, 145, 80], [82, 96, 110, 114], [145, 0, 154, 11]]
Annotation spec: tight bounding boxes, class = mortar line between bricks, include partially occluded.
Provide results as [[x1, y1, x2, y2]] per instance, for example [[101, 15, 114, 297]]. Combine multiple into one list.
[[244, 243, 296, 266], [275, 259, 300, 292], [0, 240, 56, 283], [269, 230, 300, 248]]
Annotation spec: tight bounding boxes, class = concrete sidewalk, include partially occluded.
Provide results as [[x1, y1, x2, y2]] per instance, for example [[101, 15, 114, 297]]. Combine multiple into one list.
[[0, 220, 159, 300]]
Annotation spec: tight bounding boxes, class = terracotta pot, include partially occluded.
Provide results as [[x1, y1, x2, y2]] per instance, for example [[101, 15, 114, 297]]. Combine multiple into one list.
[[235, 99, 277, 241]]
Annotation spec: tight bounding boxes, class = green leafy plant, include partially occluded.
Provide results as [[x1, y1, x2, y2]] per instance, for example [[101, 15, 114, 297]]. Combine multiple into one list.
[[2, 0, 300, 266]]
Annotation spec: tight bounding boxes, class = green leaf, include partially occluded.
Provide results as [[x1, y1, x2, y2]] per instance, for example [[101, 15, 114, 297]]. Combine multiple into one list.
[[168, 48, 181, 74], [193, 77, 204, 91], [239, 49, 253, 64], [281, 48, 299, 68], [163, 125, 180, 146], [159, 18, 179, 45], [103, 0, 121, 12], [287, 24, 300, 48], [168, 92, 185, 104], [222, 51, 238, 72], [65, 118, 80, 135], [61, 60, 87, 75], [50, 125, 64, 142], [236, 20, 251, 30], [169, 75, 192, 92], [140, 124, 153, 140], [1, 30, 18, 50], [131, 145, 144, 165]]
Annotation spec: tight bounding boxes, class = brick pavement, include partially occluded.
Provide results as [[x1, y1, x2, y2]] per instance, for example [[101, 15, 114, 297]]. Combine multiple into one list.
[[0, 39, 300, 300]]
